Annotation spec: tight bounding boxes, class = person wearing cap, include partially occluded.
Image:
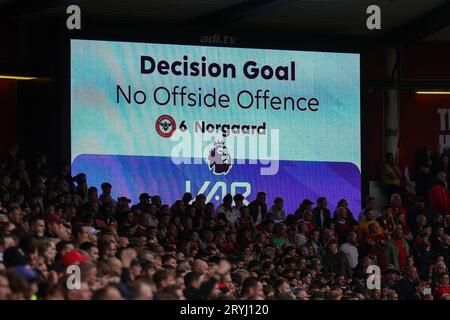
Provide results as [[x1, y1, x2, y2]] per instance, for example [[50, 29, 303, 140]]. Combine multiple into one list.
[[87, 226, 100, 245], [117, 196, 132, 213], [131, 193, 151, 212], [62, 250, 90, 267], [86, 187, 99, 202], [3, 246, 28, 268], [14, 265, 39, 299], [45, 213, 65, 240]]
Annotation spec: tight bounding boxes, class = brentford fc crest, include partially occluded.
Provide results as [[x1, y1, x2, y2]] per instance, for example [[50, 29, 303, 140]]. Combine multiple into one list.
[[155, 115, 176, 138], [207, 141, 232, 175]]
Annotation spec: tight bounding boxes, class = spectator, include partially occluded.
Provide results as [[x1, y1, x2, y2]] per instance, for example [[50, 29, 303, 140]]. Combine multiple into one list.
[[408, 197, 432, 231], [269, 197, 286, 224], [92, 285, 123, 300], [1, 148, 450, 300], [294, 199, 313, 220], [358, 209, 382, 238], [0, 271, 12, 300], [333, 207, 353, 243], [435, 234, 450, 267], [273, 278, 292, 299], [432, 153, 450, 178], [415, 146, 433, 200], [428, 171, 450, 214], [183, 272, 203, 299], [339, 232, 359, 270], [236, 206, 254, 231], [217, 194, 234, 224], [392, 228, 410, 272], [358, 197, 381, 222], [182, 193, 193, 206], [390, 193, 407, 222], [241, 277, 264, 300], [381, 266, 399, 290], [333, 199, 356, 225], [394, 265, 419, 300], [248, 192, 267, 228], [132, 193, 152, 213], [433, 272, 450, 300], [28, 216, 45, 240], [312, 197, 331, 230], [229, 194, 244, 225], [376, 206, 395, 235], [294, 223, 309, 247], [79, 242, 99, 262], [308, 230, 325, 258], [272, 223, 291, 248], [414, 235, 434, 279], [321, 239, 352, 279], [381, 153, 404, 199]]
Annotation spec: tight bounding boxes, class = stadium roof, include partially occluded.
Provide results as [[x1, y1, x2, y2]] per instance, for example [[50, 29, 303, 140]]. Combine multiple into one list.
[[1, 0, 450, 44]]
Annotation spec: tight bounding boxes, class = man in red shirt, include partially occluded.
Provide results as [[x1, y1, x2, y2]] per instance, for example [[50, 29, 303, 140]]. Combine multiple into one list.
[[433, 272, 450, 300], [393, 228, 410, 271], [428, 171, 450, 213]]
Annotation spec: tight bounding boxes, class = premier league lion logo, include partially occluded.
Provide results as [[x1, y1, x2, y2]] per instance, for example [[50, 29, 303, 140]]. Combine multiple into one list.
[[207, 141, 232, 175]]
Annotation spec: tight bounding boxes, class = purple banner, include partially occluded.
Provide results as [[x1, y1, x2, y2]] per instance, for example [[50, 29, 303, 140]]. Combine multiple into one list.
[[72, 154, 361, 216]]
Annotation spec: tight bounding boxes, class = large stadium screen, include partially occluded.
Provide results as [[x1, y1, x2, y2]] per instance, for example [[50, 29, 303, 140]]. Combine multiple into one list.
[[70, 39, 361, 214]]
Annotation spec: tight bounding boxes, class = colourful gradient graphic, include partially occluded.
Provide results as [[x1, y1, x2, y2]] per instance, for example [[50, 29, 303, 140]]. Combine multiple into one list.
[[72, 154, 360, 214]]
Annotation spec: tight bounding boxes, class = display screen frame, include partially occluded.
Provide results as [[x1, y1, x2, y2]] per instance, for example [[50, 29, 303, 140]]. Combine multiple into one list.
[[62, 27, 368, 212]]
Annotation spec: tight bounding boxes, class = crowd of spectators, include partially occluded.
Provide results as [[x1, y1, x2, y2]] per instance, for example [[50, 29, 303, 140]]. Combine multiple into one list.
[[0, 146, 450, 300]]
